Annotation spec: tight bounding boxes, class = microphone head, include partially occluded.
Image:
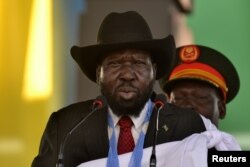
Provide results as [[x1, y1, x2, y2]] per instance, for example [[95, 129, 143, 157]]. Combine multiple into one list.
[[93, 95, 107, 109], [154, 94, 166, 108]]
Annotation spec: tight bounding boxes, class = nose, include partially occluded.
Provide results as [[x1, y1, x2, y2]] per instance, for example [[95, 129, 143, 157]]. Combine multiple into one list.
[[177, 99, 196, 110], [119, 63, 135, 81]]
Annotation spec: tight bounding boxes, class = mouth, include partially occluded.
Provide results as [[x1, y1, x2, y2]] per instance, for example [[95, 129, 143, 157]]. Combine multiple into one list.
[[117, 86, 137, 100]]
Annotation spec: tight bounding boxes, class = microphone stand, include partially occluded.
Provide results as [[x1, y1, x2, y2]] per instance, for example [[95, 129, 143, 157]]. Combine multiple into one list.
[[149, 105, 162, 167], [56, 108, 97, 167]]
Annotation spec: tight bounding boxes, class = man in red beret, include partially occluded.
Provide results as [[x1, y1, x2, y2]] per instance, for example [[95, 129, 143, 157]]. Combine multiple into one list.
[[159, 44, 240, 127]]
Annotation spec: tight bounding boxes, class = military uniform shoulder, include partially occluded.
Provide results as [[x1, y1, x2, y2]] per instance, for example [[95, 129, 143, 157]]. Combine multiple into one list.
[[164, 102, 195, 113], [164, 102, 204, 119], [164, 102, 206, 135]]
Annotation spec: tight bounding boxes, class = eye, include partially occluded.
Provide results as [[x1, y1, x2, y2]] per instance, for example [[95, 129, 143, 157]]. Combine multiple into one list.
[[134, 60, 147, 66], [199, 96, 208, 99], [136, 60, 144, 64], [194, 95, 209, 100], [171, 96, 184, 103], [107, 61, 121, 67], [193, 95, 211, 103]]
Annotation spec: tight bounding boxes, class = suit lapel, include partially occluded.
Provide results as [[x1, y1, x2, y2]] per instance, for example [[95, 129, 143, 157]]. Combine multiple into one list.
[[144, 103, 177, 147], [84, 106, 109, 159]]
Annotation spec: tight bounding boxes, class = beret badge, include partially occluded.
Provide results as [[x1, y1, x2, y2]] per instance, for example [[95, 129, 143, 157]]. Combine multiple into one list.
[[179, 45, 200, 63]]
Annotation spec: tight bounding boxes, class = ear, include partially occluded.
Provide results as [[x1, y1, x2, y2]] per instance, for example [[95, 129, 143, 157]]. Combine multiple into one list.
[[218, 100, 226, 119], [96, 65, 101, 85]]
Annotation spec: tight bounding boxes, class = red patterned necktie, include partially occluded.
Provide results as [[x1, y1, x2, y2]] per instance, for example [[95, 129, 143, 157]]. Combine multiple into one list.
[[117, 116, 135, 155]]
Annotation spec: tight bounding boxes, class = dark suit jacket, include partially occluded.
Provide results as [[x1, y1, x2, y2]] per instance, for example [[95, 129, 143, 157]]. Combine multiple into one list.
[[32, 99, 206, 167]]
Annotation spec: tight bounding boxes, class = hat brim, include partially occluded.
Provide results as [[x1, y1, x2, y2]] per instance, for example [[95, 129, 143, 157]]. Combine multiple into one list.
[[71, 35, 176, 82], [161, 77, 224, 99]]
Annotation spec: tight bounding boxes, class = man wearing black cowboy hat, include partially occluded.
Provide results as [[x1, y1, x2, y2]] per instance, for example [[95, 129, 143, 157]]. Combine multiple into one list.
[[159, 44, 240, 127], [32, 12, 236, 167]]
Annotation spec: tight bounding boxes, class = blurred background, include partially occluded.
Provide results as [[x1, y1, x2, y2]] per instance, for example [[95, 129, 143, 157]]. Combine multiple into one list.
[[0, 0, 249, 166]]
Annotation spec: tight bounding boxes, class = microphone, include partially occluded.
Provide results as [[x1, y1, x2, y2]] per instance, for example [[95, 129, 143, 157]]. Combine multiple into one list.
[[56, 95, 107, 167], [149, 94, 166, 167]]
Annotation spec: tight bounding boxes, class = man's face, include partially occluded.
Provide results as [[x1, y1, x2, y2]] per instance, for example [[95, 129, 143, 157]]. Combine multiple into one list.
[[97, 49, 156, 117], [168, 80, 226, 127]]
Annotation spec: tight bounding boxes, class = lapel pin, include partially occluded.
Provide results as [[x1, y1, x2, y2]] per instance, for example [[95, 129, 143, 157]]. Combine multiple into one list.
[[162, 124, 168, 132]]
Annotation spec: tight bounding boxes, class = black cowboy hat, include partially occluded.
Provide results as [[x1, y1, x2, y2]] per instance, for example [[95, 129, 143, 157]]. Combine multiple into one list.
[[159, 45, 240, 103], [71, 11, 176, 82]]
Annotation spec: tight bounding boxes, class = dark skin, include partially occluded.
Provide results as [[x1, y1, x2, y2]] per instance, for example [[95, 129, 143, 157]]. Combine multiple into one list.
[[96, 49, 156, 117], [168, 79, 226, 127]]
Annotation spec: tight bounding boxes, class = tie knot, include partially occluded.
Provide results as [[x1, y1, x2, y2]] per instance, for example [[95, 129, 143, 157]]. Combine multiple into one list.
[[118, 116, 133, 129]]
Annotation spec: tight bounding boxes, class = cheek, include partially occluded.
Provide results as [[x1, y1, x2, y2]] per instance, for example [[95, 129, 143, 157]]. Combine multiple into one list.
[[99, 68, 118, 89], [138, 67, 155, 81], [198, 103, 216, 118], [99, 68, 116, 83], [212, 103, 220, 116]]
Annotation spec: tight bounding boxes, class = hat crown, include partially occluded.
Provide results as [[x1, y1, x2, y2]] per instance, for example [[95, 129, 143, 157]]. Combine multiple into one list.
[[97, 11, 153, 44]]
